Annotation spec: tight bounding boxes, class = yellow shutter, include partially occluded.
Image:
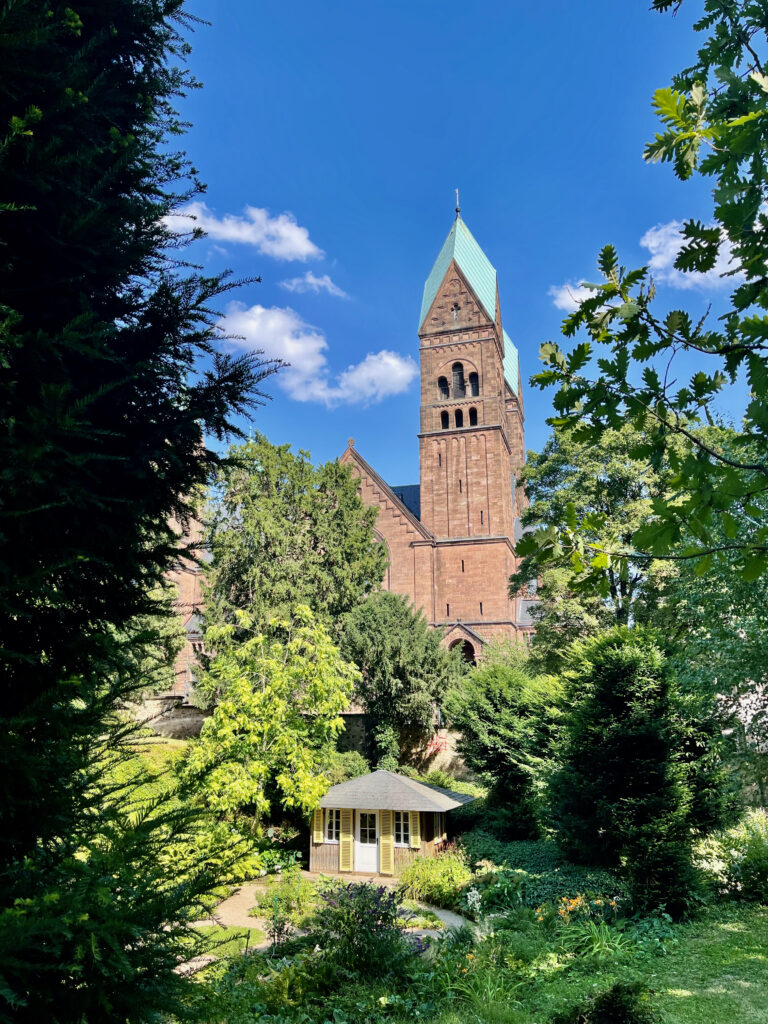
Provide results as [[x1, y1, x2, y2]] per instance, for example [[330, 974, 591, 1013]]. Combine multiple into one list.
[[380, 810, 394, 875], [313, 808, 324, 844], [442, 812, 447, 842], [409, 811, 421, 849], [339, 809, 354, 872]]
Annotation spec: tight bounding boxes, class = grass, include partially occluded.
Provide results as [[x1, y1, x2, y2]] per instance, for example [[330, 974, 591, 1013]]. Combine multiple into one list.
[[194, 925, 266, 958], [652, 904, 768, 1024], [426, 904, 768, 1024]]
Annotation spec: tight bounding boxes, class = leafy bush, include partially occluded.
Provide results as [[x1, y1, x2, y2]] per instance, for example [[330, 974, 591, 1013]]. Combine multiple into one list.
[[444, 662, 563, 837], [459, 831, 630, 910], [550, 980, 660, 1024], [719, 810, 768, 902], [250, 865, 317, 926], [400, 851, 472, 910], [324, 749, 370, 786], [308, 881, 412, 978]]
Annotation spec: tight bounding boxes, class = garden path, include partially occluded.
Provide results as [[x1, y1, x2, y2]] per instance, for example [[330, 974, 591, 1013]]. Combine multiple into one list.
[[192, 874, 472, 940]]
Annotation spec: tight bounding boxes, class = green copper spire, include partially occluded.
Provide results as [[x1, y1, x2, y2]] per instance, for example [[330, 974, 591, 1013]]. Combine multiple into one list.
[[419, 214, 519, 396]]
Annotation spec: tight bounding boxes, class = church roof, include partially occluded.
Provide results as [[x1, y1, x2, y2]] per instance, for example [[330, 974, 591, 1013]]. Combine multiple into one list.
[[420, 215, 519, 397], [420, 215, 497, 330], [390, 484, 421, 521]]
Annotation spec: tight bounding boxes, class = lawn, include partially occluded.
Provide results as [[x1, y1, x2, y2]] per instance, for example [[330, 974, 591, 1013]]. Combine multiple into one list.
[[428, 904, 768, 1024]]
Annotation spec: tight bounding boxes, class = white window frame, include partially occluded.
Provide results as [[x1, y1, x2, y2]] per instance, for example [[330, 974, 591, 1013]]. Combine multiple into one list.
[[393, 810, 410, 847], [325, 808, 341, 843]]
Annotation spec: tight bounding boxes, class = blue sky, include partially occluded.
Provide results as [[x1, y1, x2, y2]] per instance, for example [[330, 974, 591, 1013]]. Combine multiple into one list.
[[175, 0, 744, 485]]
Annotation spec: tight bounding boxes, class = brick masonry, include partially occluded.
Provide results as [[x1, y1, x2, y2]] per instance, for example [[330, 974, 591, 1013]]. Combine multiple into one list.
[[341, 253, 532, 662]]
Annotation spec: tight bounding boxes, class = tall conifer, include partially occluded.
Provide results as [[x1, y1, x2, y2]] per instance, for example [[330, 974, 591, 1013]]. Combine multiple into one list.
[[0, 2, 276, 1017]]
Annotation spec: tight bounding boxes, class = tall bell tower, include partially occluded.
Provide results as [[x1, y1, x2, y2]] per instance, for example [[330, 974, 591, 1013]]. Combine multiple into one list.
[[416, 210, 526, 644]]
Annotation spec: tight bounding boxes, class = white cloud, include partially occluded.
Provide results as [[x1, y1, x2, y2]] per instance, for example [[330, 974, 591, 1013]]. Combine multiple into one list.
[[548, 282, 595, 312], [220, 302, 417, 406], [164, 201, 323, 261], [640, 219, 742, 290], [280, 271, 349, 298]]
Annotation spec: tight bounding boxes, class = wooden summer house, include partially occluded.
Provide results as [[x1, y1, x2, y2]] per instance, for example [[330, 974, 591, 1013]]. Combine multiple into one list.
[[309, 769, 476, 877]]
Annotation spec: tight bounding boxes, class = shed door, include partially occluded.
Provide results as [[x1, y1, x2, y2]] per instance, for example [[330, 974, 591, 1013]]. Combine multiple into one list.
[[355, 810, 379, 873]]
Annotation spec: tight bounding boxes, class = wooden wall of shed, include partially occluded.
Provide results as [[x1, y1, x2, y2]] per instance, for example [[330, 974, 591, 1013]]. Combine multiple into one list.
[[309, 839, 340, 873], [308, 811, 447, 876]]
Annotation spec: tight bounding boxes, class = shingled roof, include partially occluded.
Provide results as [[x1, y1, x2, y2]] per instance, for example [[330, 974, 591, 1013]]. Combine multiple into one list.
[[318, 769, 477, 813]]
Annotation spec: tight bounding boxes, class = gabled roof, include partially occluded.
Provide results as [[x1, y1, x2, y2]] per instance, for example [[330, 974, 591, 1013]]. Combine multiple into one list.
[[319, 769, 476, 812], [341, 444, 434, 541], [419, 216, 520, 398], [420, 215, 497, 330]]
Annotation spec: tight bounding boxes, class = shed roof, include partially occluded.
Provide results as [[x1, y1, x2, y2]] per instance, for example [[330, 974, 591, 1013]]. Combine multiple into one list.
[[319, 769, 477, 813]]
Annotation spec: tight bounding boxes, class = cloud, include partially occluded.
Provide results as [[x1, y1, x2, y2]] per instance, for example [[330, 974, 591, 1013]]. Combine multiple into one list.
[[548, 282, 595, 312], [164, 201, 323, 261], [220, 302, 417, 406], [640, 219, 742, 290], [280, 271, 349, 298]]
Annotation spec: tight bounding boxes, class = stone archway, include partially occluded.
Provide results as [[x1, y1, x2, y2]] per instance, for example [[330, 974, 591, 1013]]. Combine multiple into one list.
[[449, 638, 476, 665]]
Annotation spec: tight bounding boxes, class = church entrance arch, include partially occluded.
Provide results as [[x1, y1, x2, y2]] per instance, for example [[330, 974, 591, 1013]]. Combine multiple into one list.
[[449, 639, 476, 665]]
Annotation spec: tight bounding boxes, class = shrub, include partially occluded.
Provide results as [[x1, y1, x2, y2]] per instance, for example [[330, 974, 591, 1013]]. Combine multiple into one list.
[[720, 810, 768, 902], [324, 749, 370, 786], [549, 627, 697, 916], [444, 663, 563, 838], [400, 851, 472, 910], [250, 865, 317, 927], [550, 981, 660, 1024], [307, 881, 412, 978], [458, 832, 630, 910]]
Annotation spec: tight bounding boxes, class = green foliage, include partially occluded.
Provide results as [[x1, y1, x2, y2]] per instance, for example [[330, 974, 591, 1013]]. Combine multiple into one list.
[[400, 851, 472, 910], [250, 866, 318, 928], [445, 662, 563, 837], [202, 434, 386, 672], [308, 882, 412, 978], [184, 606, 358, 819], [529, 3, 768, 578], [458, 832, 630, 911], [511, 423, 677, 671], [0, 2, 277, 1018], [718, 810, 768, 903], [549, 628, 698, 916], [323, 748, 370, 786], [550, 981, 661, 1024], [340, 590, 463, 756]]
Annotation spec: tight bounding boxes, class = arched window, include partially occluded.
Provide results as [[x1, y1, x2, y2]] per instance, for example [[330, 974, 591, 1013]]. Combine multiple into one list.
[[437, 376, 449, 399], [440, 411, 449, 429], [452, 362, 465, 398], [469, 407, 478, 426], [455, 409, 464, 428], [469, 372, 479, 396]]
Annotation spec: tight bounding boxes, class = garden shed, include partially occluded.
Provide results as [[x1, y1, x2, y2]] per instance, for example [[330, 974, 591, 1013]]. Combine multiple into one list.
[[309, 769, 476, 876]]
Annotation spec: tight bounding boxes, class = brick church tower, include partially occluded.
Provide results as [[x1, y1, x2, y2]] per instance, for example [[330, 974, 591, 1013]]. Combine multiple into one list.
[[342, 210, 533, 660]]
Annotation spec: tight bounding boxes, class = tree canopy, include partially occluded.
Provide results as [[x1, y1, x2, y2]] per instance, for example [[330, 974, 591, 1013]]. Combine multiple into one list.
[[202, 435, 387, 668], [185, 606, 358, 820], [0, 2, 275, 1017], [340, 591, 462, 763], [529, 0, 768, 581]]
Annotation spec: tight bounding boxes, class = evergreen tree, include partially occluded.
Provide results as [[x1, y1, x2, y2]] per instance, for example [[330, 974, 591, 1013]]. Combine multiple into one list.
[[340, 591, 462, 764], [200, 434, 386, 702], [549, 628, 697, 915], [0, 2, 276, 1018]]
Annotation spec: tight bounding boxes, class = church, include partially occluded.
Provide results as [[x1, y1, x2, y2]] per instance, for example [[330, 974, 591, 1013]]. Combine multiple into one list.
[[340, 210, 535, 663], [168, 211, 534, 697]]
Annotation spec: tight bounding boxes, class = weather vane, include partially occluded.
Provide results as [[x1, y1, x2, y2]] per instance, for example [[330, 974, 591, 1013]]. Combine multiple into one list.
[[455, 188, 461, 216]]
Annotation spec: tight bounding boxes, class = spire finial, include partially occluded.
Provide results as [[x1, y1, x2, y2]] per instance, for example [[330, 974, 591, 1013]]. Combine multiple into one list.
[[455, 188, 461, 217]]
